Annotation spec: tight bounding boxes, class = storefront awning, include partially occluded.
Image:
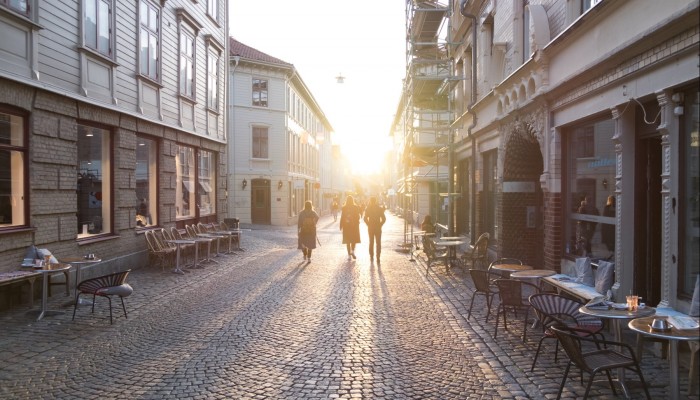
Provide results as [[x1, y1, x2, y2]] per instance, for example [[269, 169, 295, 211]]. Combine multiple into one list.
[[182, 180, 195, 192], [199, 181, 212, 193]]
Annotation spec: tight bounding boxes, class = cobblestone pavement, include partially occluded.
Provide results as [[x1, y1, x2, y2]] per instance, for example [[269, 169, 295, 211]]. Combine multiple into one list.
[[1, 213, 697, 399]]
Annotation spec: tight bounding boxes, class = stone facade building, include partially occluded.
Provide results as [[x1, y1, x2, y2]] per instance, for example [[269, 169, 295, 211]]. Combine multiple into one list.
[[396, 0, 698, 311], [0, 0, 228, 294]]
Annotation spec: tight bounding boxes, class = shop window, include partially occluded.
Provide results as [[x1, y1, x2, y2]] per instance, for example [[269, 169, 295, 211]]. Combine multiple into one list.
[[176, 145, 195, 219], [198, 150, 215, 216], [77, 124, 112, 238], [0, 108, 26, 229], [0, 0, 29, 16], [564, 118, 615, 259], [135, 135, 157, 228]]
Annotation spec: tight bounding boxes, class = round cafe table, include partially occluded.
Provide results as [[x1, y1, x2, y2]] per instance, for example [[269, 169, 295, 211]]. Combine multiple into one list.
[[489, 263, 533, 278], [60, 256, 101, 305], [25, 263, 71, 321], [629, 316, 700, 400], [510, 269, 555, 290], [580, 305, 656, 397]]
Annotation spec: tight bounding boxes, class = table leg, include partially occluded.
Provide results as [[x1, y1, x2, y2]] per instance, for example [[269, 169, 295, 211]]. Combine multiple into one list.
[[73, 264, 93, 306], [669, 340, 680, 400], [26, 272, 65, 321], [173, 244, 185, 275]]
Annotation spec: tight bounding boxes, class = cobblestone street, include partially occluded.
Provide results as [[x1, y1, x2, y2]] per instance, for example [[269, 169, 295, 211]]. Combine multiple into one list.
[[0, 213, 697, 399]]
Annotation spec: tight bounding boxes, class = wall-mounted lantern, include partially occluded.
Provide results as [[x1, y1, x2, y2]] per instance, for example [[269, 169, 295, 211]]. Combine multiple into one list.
[[278, 180, 284, 190], [242, 179, 247, 190]]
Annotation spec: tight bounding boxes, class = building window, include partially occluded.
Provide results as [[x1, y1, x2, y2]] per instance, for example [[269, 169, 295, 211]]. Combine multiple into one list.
[[84, 0, 113, 57], [179, 30, 195, 98], [252, 78, 268, 107], [77, 124, 111, 238], [176, 145, 195, 219], [564, 118, 615, 259], [207, 49, 219, 109], [582, 0, 602, 13], [252, 126, 268, 159], [0, 109, 26, 228], [135, 135, 157, 228], [198, 150, 215, 216], [139, 0, 160, 81], [207, 0, 217, 22], [0, 0, 29, 16], [680, 87, 699, 298]]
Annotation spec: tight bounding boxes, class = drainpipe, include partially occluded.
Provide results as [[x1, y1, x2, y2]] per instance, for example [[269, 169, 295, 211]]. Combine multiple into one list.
[[228, 54, 240, 219], [459, 0, 479, 245]]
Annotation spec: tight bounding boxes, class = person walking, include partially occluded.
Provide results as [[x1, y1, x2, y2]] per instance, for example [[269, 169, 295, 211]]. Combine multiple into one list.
[[298, 200, 319, 261], [340, 195, 361, 260], [363, 196, 386, 265], [331, 198, 339, 222]]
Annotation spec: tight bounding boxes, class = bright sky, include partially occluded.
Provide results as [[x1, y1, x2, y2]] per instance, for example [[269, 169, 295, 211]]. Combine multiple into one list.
[[229, 1, 406, 175]]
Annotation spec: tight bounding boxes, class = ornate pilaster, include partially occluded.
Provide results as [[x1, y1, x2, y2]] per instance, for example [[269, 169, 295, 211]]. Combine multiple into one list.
[[656, 90, 673, 309], [610, 106, 624, 293]]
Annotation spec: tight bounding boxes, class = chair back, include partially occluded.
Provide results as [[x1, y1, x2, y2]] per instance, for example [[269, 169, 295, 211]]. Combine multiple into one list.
[[550, 326, 593, 372], [529, 293, 602, 328], [78, 269, 131, 292], [162, 227, 174, 241], [470, 269, 499, 293], [170, 227, 183, 240], [495, 279, 539, 307], [185, 224, 198, 238], [470, 233, 490, 269], [489, 258, 523, 269], [144, 230, 159, 251], [153, 229, 173, 249]]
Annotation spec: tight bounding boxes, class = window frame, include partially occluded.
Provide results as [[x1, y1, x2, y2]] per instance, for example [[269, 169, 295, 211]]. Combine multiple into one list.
[[0, 0, 30, 17], [252, 78, 268, 107], [0, 105, 28, 231], [138, 0, 161, 82], [82, 0, 114, 58], [252, 126, 269, 159], [197, 149, 216, 217], [179, 28, 196, 99], [207, 0, 218, 24]]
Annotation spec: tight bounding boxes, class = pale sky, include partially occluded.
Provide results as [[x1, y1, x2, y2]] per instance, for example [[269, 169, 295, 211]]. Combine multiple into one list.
[[229, 1, 406, 175]]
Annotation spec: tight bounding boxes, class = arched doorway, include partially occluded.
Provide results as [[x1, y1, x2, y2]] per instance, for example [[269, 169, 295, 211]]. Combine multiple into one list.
[[501, 122, 544, 266]]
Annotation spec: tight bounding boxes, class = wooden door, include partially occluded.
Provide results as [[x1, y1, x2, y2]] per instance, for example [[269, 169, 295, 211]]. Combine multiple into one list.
[[251, 179, 271, 225]]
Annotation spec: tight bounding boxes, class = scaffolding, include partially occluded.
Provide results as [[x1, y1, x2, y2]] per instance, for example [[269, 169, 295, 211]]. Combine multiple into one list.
[[402, 0, 454, 243]]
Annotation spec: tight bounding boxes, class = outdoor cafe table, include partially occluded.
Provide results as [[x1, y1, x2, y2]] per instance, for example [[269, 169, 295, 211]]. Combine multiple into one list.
[[167, 239, 197, 275], [629, 316, 700, 400], [580, 304, 656, 398], [26, 263, 71, 321], [432, 239, 468, 268], [510, 269, 555, 290], [489, 263, 533, 278]]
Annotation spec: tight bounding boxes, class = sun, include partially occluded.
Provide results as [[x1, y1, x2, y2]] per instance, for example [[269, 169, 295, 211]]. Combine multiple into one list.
[[341, 136, 391, 176]]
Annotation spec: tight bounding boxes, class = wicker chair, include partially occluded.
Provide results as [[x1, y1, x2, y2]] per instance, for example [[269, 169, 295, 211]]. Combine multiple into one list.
[[468, 269, 501, 322], [72, 269, 133, 324], [423, 237, 450, 274], [551, 326, 651, 399], [461, 232, 489, 271], [493, 278, 540, 342], [528, 293, 605, 372], [144, 230, 174, 271]]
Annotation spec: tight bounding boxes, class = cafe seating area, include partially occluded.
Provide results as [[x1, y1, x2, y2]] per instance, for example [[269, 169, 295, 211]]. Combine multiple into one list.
[[415, 242, 700, 398]]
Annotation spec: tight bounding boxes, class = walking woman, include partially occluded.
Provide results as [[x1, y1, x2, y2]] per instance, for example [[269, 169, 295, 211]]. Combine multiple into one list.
[[298, 200, 319, 261], [340, 195, 361, 260]]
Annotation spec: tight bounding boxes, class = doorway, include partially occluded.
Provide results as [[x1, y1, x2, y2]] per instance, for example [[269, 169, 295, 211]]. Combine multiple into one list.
[[251, 179, 271, 225], [634, 136, 662, 306]]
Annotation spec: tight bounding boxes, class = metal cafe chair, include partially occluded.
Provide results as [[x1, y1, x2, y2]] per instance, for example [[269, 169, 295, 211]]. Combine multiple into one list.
[[550, 326, 651, 400], [493, 278, 540, 342], [468, 269, 501, 322]]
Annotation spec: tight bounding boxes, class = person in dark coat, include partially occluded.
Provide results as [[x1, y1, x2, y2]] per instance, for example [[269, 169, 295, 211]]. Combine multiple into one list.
[[297, 200, 319, 261], [340, 195, 361, 260], [363, 196, 386, 265]]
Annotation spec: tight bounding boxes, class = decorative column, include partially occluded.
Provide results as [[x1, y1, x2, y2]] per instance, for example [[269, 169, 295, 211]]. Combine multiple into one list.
[[610, 105, 624, 296], [655, 90, 675, 309]]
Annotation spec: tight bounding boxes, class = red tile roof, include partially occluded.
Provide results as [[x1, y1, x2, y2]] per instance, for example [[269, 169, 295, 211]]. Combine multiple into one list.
[[229, 37, 292, 67]]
